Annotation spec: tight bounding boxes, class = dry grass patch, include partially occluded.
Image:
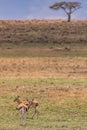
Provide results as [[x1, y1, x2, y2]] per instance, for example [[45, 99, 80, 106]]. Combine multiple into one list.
[[0, 57, 87, 78]]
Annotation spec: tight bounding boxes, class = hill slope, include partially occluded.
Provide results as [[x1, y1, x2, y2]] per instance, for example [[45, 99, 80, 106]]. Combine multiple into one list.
[[0, 20, 87, 57], [0, 20, 87, 44]]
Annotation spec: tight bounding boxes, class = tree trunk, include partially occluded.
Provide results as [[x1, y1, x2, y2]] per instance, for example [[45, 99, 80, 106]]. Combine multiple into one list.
[[67, 13, 71, 22]]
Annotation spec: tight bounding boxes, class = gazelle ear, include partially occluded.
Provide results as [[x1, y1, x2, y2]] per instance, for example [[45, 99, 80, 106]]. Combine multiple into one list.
[[17, 95, 20, 98]]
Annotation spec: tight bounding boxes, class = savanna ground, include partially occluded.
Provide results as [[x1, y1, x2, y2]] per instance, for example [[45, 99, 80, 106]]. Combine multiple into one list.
[[0, 20, 87, 130]]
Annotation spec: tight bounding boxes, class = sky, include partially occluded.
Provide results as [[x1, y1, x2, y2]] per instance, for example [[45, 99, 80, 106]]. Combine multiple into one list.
[[0, 0, 87, 20]]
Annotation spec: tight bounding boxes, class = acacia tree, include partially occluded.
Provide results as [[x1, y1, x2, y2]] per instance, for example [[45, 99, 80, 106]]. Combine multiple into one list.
[[50, 1, 81, 22]]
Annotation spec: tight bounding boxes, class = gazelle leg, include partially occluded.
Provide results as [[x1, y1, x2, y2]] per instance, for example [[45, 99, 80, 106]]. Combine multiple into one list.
[[31, 108, 38, 119], [35, 108, 39, 119], [20, 108, 26, 125]]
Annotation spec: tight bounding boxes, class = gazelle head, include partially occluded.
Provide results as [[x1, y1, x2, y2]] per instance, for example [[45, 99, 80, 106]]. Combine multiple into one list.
[[14, 95, 20, 103], [26, 98, 34, 107], [28, 98, 38, 107]]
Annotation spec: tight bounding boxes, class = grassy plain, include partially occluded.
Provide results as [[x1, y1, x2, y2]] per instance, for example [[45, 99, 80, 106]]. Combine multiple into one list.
[[0, 20, 87, 130], [0, 78, 87, 130]]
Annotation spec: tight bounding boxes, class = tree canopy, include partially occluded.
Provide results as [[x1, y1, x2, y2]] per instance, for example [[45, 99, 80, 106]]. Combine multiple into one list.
[[50, 1, 81, 22]]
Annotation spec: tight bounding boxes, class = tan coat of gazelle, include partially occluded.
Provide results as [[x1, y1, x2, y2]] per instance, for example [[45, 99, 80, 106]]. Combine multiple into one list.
[[14, 96, 29, 124], [14, 96, 39, 124]]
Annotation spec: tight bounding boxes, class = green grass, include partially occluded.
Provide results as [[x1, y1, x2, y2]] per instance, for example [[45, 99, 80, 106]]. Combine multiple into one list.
[[0, 77, 87, 91], [0, 78, 87, 129], [0, 96, 87, 130]]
